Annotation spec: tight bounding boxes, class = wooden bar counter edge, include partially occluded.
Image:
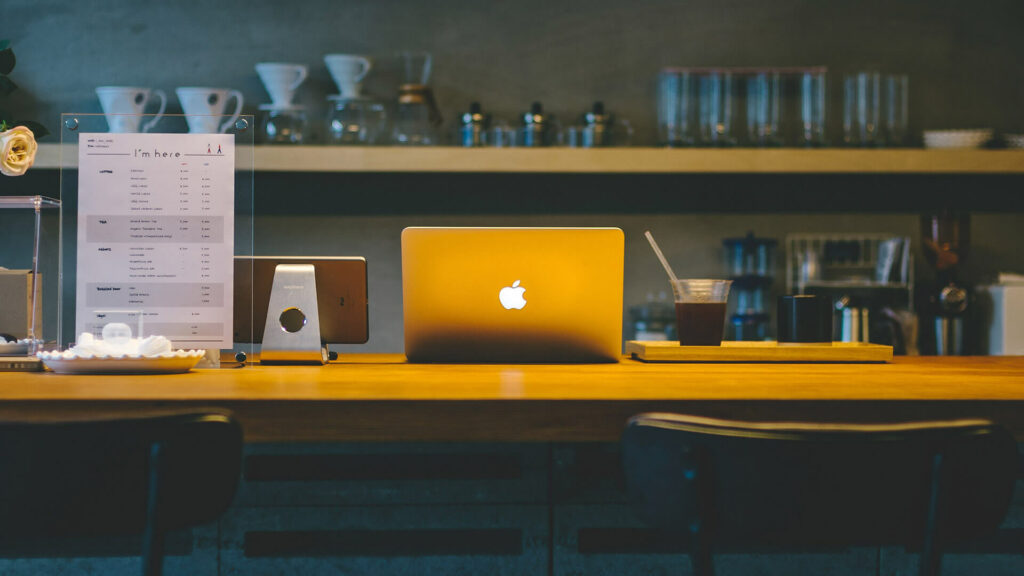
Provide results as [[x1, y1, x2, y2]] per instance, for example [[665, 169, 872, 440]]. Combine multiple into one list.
[[2, 355, 1023, 443]]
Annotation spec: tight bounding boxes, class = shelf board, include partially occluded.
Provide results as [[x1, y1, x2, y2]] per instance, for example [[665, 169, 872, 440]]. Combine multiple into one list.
[[33, 143, 1024, 174], [797, 281, 910, 289]]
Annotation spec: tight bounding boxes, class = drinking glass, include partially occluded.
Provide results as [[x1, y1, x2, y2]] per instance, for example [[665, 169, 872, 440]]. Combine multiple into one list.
[[746, 70, 781, 146], [698, 71, 735, 146], [657, 69, 696, 147], [800, 68, 827, 146], [843, 71, 881, 147], [671, 279, 732, 346], [882, 74, 909, 146]]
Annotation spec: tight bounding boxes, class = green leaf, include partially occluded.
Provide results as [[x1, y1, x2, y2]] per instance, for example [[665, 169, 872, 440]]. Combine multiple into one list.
[[0, 47, 14, 76], [0, 76, 16, 98], [0, 40, 9, 51], [15, 120, 49, 139]]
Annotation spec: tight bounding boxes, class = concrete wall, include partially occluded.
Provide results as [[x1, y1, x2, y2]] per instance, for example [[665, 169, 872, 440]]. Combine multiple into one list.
[[4, 0, 1024, 144]]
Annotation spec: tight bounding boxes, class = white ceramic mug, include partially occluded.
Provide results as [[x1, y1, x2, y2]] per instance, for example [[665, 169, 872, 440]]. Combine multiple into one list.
[[323, 54, 372, 97], [255, 62, 308, 106], [175, 87, 245, 133], [95, 86, 167, 133]]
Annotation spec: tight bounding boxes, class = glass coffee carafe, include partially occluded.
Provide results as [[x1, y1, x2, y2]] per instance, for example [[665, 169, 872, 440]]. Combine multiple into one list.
[[392, 51, 442, 145], [260, 105, 307, 144], [327, 96, 388, 145]]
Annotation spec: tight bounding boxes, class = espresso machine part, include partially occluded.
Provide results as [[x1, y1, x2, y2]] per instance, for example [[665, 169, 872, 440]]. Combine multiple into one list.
[[921, 211, 970, 355], [935, 283, 967, 355], [935, 317, 964, 356], [520, 101, 551, 147], [922, 212, 969, 274], [459, 102, 490, 147]]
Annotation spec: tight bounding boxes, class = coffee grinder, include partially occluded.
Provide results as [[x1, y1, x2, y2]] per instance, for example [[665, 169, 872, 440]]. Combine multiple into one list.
[[921, 210, 970, 355]]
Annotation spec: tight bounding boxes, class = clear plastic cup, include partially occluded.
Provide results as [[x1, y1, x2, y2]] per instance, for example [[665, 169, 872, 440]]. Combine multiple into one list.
[[671, 279, 732, 346]]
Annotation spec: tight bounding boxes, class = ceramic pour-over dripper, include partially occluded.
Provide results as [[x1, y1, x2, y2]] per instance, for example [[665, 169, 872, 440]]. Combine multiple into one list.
[[255, 63, 308, 107], [324, 54, 372, 98], [95, 86, 167, 133], [175, 87, 244, 133]]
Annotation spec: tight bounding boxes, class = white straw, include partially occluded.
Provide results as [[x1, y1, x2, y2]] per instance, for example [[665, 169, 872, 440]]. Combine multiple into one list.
[[644, 230, 679, 285]]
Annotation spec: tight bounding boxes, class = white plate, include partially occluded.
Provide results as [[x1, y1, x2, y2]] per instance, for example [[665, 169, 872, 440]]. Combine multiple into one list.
[[923, 129, 993, 149], [38, 354, 204, 375]]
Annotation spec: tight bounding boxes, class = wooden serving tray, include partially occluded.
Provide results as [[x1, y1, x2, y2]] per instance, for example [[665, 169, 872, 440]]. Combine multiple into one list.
[[626, 340, 893, 363]]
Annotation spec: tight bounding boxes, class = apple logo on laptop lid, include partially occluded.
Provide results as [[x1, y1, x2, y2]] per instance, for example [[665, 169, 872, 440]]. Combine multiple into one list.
[[499, 280, 527, 310]]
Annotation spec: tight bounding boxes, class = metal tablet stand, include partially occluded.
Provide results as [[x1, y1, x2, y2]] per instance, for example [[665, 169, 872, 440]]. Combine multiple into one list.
[[260, 264, 329, 364]]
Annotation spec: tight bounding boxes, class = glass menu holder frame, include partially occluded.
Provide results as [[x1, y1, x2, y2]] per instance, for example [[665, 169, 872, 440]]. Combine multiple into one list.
[[0, 195, 61, 354], [59, 113, 254, 367]]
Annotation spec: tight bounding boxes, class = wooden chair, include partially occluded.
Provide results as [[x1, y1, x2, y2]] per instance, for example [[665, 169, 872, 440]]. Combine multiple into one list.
[[0, 411, 243, 576], [621, 413, 1018, 576]]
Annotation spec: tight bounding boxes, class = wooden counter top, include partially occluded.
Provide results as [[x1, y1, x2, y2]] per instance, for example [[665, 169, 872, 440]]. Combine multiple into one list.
[[3, 355, 1024, 442]]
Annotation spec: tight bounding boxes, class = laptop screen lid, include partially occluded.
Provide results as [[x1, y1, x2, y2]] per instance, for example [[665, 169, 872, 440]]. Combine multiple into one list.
[[402, 227, 624, 363]]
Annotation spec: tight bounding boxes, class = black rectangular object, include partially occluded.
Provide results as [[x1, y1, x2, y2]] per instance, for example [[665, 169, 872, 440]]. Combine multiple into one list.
[[244, 529, 522, 557], [233, 256, 368, 344], [0, 531, 193, 558], [245, 453, 522, 482]]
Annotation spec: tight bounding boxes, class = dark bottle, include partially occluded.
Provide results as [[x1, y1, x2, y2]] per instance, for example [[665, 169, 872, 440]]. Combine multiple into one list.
[[520, 102, 550, 147], [459, 101, 490, 147]]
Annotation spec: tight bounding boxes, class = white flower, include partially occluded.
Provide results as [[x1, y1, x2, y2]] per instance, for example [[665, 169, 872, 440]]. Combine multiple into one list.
[[0, 125, 37, 176]]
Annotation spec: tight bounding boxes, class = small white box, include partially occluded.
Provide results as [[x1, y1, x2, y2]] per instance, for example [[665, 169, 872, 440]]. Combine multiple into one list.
[[979, 285, 1024, 355]]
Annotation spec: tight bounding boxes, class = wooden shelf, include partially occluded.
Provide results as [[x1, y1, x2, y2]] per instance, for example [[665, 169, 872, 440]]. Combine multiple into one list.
[[34, 143, 1024, 174]]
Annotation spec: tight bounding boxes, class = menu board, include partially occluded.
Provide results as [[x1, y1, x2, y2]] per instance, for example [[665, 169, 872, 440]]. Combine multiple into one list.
[[76, 133, 234, 348]]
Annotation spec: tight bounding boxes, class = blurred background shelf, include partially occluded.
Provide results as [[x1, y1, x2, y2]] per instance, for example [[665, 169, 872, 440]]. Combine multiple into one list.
[[34, 144, 1024, 173]]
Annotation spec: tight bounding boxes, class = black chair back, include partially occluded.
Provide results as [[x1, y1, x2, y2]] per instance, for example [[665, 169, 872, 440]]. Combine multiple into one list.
[[622, 413, 1018, 576], [0, 411, 243, 575]]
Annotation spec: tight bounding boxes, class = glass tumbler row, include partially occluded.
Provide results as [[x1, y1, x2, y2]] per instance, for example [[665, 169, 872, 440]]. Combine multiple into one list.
[[658, 67, 827, 147]]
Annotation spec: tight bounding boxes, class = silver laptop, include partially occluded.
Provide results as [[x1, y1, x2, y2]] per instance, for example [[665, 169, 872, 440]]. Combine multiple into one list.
[[402, 227, 624, 363]]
